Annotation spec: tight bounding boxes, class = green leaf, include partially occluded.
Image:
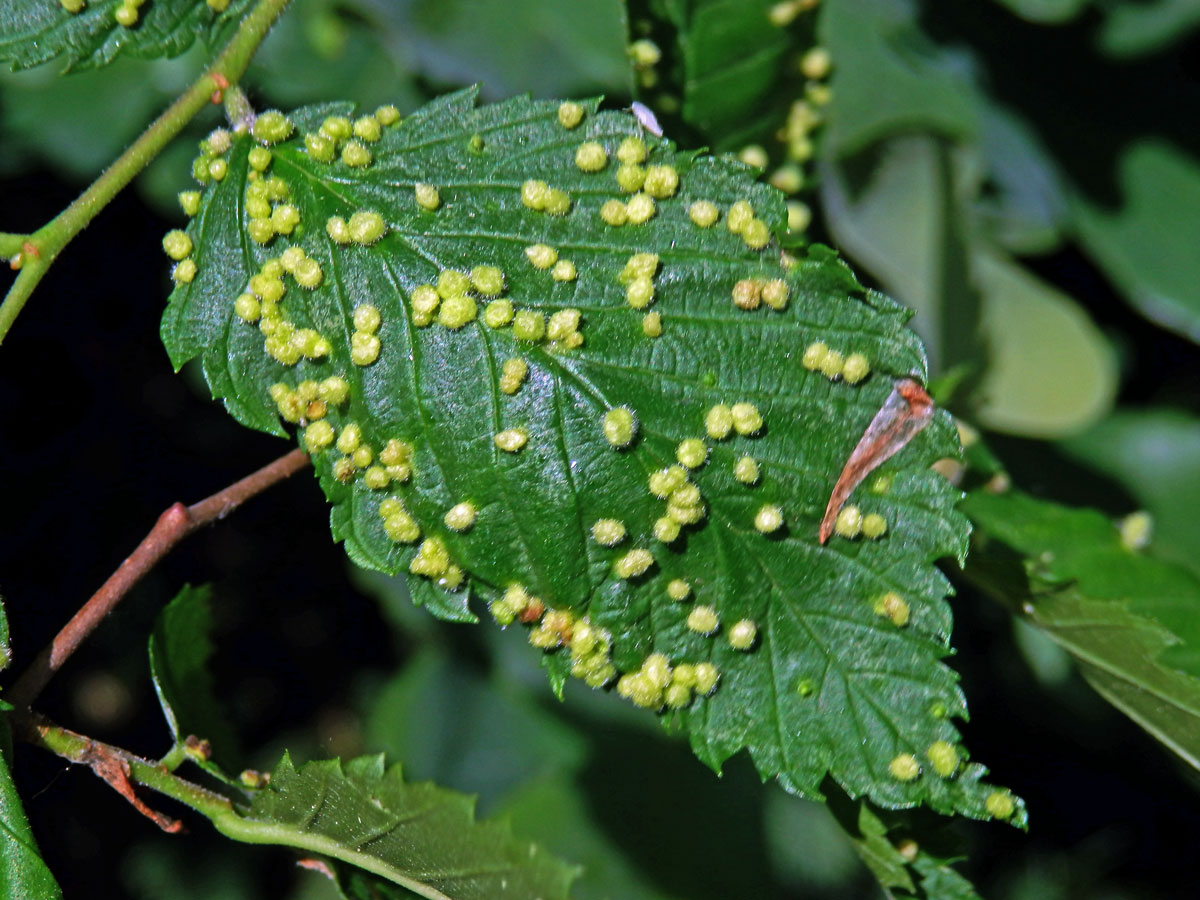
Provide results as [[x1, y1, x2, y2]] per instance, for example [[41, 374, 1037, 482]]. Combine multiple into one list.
[[213, 752, 579, 900], [962, 488, 1200, 770], [0, 0, 255, 72], [148, 584, 240, 766], [1071, 140, 1200, 345], [1057, 408, 1200, 573], [0, 594, 11, 673], [162, 87, 1016, 821], [0, 705, 64, 899]]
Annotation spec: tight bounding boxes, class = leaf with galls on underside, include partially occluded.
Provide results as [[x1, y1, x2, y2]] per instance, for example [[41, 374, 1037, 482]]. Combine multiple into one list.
[[162, 86, 1022, 823], [212, 752, 578, 900], [0, 0, 255, 72]]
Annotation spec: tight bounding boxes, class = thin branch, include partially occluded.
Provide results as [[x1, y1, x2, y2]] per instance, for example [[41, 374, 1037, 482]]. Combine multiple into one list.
[[7, 448, 310, 709], [0, 0, 294, 345], [19, 712, 235, 830], [0, 232, 27, 260]]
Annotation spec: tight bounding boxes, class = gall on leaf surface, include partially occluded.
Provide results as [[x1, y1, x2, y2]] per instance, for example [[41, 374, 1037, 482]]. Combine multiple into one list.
[[162, 87, 1020, 822], [0, 0, 255, 72]]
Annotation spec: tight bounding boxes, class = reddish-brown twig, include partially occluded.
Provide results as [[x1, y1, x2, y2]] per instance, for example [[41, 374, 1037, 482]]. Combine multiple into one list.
[[8, 448, 310, 709]]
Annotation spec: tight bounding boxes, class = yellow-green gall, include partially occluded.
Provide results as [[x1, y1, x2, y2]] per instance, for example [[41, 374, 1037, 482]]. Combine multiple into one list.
[[648, 465, 688, 498], [341, 141, 372, 167], [438, 295, 478, 329], [671, 482, 702, 509], [60, 0, 85, 12], [687, 605, 719, 636], [769, 164, 805, 194], [335, 424, 362, 455], [870, 474, 892, 495], [293, 258, 323, 289], [410, 285, 440, 322], [250, 271, 284, 301], [653, 516, 681, 543], [761, 279, 789, 311], [664, 681, 693, 709], [986, 791, 1016, 820], [742, 219, 771, 250], [348, 210, 386, 245], [642, 311, 662, 337], [410, 537, 451, 578], [483, 299, 514, 329], [626, 276, 655, 309], [547, 309, 582, 343], [162, 230, 193, 261], [318, 376, 350, 406], [551, 259, 577, 282], [444, 501, 477, 532], [247, 218, 274, 244], [666, 578, 691, 601], [114, 3, 139, 26], [557, 101, 585, 129], [207, 158, 228, 181], [734, 455, 760, 485], [726, 200, 754, 234], [178, 191, 201, 217], [512, 310, 546, 342], [615, 164, 646, 193], [414, 183, 441, 211], [625, 192, 656, 224], [520, 179, 551, 210], [643, 164, 679, 198], [469, 265, 505, 297], [676, 438, 708, 469], [173, 259, 198, 283], [544, 188, 571, 216], [320, 116, 352, 141], [499, 357, 528, 395], [600, 199, 629, 226], [353, 115, 382, 142], [819, 349, 844, 380], [689, 200, 720, 228], [525, 244, 558, 269], [629, 38, 661, 68], [842, 352, 870, 384], [1119, 510, 1154, 551], [738, 144, 769, 169], [280, 246, 306, 272], [874, 592, 910, 628], [375, 104, 401, 126], [233, 293, 260, 322], [592, 518, 627, 547], [252, 110, 294, 145], [732, 279, 761, 311], [694, 662, 719, 695], [304, 131, 336, 163], [575, 142, 608, 172], [326, 216, 350, 244], [614, 548, 654, 579], [269, 204, 300, 236], [787, 201, 812, 233], [494, 428, 528, 453], [728, 619, 758, 650], [705, 404, 734, 440], [247, 146, 272, 172], [304, 420, 335, 452], [621, 252, 659, 281], [353, 305, 381, 334], [352, 445, 373, 468], [802, 341, 828, 371], [437, 269, 470, 298], [888, 753, 921, 782], [801, 46, 833, 80], [383, 511, 420, 544], [350, 332, 381, 366], [754, 504, 784, 533], [861, 512, 887, 539], [617, 136, 647, 165], [603, 406, 637, 448], [731, 402, 763, 436], [927, 741, 959, 778], [379, 439, 412, 468], [834, 505, 862, 538]]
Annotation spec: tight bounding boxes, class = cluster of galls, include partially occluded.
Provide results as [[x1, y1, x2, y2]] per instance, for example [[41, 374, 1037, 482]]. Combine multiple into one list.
[[616, 653, 720, 711], [802, 341, 871, 384], [232, 254, 330, 366], [299, 106, 401, 169], [489, 587, 617, 690]]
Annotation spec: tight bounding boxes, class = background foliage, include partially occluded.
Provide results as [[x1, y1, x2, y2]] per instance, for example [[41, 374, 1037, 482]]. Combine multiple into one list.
[[1, 0, 1199, 897]]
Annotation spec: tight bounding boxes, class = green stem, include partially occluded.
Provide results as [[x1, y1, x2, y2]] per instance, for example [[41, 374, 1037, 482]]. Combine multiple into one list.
[[25, 714, 234, 822], [0, 0, 294, 346], [0, 232, 27, 259]]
